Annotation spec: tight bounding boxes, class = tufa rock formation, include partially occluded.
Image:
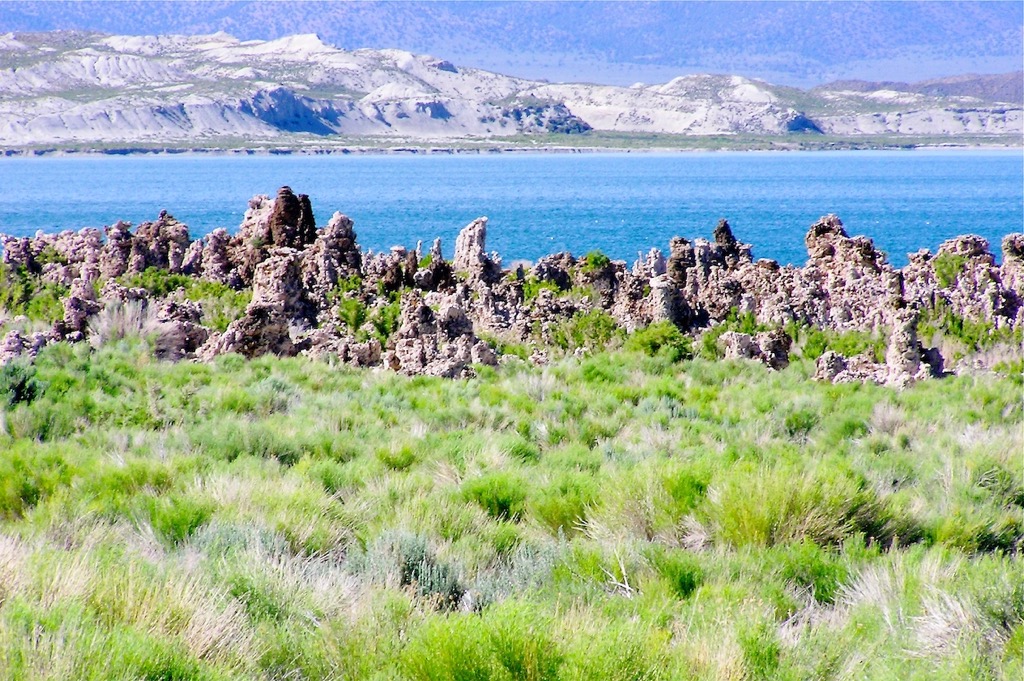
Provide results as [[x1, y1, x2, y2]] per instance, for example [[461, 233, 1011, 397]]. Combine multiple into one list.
[[2, 188, 1021, 383]]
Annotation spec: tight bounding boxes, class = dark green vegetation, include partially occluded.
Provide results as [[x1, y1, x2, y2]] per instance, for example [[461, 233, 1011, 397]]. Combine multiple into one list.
[[4, 133, 1021, 157], [0, 335, 1021, 680]]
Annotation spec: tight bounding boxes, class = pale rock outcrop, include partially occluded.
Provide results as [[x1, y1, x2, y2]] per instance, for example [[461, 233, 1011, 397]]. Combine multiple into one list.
[[229, 187, 317, 284], [363, 246, 414, 294], [199, 247, 312, 359], [1, 189, 1018, 382], [632, 247, 667, 278], [719, 328, 792, 370], [153, 298, 209, 360], [801, 214, 894, 331], [305, 328, 382, 367], [132, 211, 191, 273], [0, 330, 49, 366], [199, 228, 239, 287], [301, 211, 362, 313], [413, 238, 456, 292], [59, 275, 102, 338], [935, 235, 1018, 327], [814, 308, 943, 387], [99, 221, 135, 279], [248, 248, 315, 326], [453, 217, 501, 284], [384, 289, 497, 378], [531, 253, 575, 292]]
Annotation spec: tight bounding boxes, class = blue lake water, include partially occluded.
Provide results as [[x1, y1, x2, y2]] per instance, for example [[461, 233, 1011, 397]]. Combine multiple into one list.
[[0, 150, 1021, 267]]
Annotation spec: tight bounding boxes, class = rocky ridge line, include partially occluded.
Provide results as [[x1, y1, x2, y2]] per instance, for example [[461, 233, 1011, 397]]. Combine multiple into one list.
[[2, 188, 1022, 385]]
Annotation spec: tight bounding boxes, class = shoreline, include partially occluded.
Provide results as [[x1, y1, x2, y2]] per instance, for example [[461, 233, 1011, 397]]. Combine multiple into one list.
[[2, 139, 1021, 158]]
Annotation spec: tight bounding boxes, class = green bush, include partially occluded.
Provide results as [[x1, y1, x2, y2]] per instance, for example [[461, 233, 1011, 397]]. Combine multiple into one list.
[[500, 435, 541, 463], [918, 301, 1022, 353], [581, 250, 611, 273], [625, 321, 693, 362], [522, 277, 564, 302], [0, 447, 73, 520], [185, 280, 251, 332], [738, 621, 782, 681], [563, 621, 669, 681], [705, 465, 902, 548], [530, 473, 598, 535], [0, 360, 44, 408], [933, 252, 968, 288], [337, 297, 368, 333], [0, 263, 68, 323], [549, 310, 622, 351], [401, 604, 563, 681], [647, 547, 703, 600], [793, 324, 887, 361], [773, 541, 848, 604], [462, 472, 528, 521], [378, 444, 417, 471], [120, 266, 194, 297], [148, 495, 214, 545], [370, 298, 402, 343]]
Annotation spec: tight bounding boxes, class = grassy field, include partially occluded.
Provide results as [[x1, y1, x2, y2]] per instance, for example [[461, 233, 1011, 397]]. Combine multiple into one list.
[[0, 334, 1021, 680]]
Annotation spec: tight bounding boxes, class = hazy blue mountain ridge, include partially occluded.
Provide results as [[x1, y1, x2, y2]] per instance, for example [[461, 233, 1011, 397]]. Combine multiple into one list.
[[2, 1, 1021, 86]]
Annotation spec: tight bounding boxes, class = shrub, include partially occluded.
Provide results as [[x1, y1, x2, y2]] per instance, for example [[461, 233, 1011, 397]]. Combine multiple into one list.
[[337, 297, 368, 334], [563, 620, 669, 681], [370, 298, 402, 343], [933, 510, 1023, 554], [0, 263, 68, 323], [86, 300, 163, 348], [773, 541, 848, 604], [738, 621, 782, 681], [793, 324, 887, 361], [401, 603, 563, 681], [400, 614, 495, 681], [356, 531, 464, 608], [581, 355, 625, 384], [119, 266, 194, 297], [625, 321, 693, 362], [522, 277, 564, 302], [647, 547, 703, 600], [933, 252, 968, 288], [148, 495, 214, 545], [377, 444, 417, 471], [918, 301, 1021, 353], [704, 465, 903, 548], [581, 250, 611, 273], [530, 473, 598, 535], [329, 274, 363, 299], [500, 435, 541, 463], [0, 447, 72, 520], [549, 310, 622, 351], [185, 280, 251, 332], [462, 472, 529, 521], [0, 360, 43, 409]]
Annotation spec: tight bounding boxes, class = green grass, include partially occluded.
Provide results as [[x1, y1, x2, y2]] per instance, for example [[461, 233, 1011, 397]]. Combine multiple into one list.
[[0, 263, 68, 324], [0, 341, 1021, 680]]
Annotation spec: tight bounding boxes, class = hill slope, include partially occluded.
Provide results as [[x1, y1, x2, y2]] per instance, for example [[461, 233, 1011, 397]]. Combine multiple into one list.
[[0, 31, 1020, 148]]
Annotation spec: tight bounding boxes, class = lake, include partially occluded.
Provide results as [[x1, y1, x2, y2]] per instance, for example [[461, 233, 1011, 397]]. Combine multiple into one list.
[[0, 150, 1021, 267]]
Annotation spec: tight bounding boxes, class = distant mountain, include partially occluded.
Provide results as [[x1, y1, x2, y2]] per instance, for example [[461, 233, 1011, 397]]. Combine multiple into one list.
[[816, 73, 1023, 106], [0, 31, 1019, 148], [1, 1, 1021, 87]]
